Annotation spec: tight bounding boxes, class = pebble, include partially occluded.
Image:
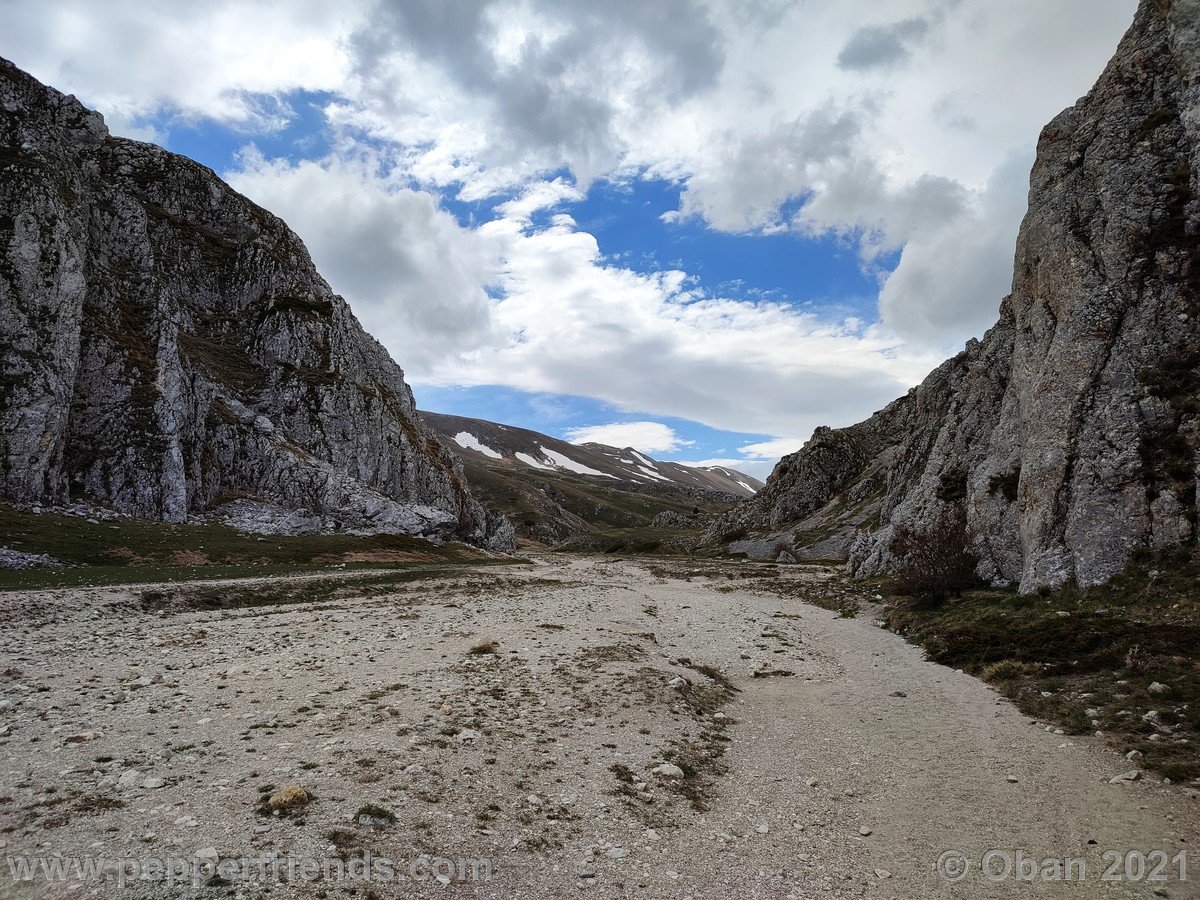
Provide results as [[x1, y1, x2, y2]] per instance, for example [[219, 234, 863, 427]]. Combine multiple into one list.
[[1109, 770, 1143, 784], [858, 826, 872, 836]]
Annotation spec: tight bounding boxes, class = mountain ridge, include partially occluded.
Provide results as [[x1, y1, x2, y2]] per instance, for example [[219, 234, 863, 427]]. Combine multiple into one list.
[[420, 410, 757, 546], [420, 410, 763, 498], [0, 57, 514, 551], [713, 0, 1200, 591]]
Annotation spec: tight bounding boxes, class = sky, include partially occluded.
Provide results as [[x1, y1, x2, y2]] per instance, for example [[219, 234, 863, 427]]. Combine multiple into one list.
[[0, 0, 1138, 480]]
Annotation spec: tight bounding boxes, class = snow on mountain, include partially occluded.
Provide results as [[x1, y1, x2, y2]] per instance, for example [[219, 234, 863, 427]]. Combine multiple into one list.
[[452, 432, 503, 459], [420, 411, 763, 497]]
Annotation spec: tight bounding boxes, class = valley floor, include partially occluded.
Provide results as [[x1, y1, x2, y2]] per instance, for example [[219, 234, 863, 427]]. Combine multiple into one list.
[[0, 556, 1195, 899]]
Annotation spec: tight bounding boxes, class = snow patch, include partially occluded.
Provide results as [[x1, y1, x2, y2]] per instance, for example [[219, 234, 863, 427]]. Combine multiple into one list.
[[636, 465, 671, 482], [452, 432, 502, 459], [514, 452, 554, 471], [540, 447, 614, 478]]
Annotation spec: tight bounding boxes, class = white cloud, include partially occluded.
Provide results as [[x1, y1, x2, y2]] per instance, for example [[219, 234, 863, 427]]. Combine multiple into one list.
[[738, 437, 808, 460], [1, 0, 355, 136], [564, 422, 692, 454]]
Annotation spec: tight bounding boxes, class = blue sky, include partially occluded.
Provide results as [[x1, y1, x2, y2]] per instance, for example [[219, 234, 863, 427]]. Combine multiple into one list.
[[2, 0, 1137, 478]]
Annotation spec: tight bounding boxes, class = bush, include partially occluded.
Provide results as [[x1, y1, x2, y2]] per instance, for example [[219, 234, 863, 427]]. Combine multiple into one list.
[[889, 508, 978, 606]]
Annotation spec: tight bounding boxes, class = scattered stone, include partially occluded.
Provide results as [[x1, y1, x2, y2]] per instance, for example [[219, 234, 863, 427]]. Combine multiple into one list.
[[1109, 770, 1143, 785], [66, 731, 104, 743]]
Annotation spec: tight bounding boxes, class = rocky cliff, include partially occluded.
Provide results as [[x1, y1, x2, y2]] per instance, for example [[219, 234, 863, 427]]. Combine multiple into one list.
[[0, 59, 514, 551], [717, 0, 1200, 592]]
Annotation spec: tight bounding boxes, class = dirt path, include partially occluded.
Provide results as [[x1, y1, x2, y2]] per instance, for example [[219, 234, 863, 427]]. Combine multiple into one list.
[[0, 555, 1195, 898]]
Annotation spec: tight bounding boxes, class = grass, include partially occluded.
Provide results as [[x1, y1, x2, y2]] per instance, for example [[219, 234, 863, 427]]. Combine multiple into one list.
[[884, 546, 1200, 781], [135, 566, 479, 613], [458, 459, 739, 550], [0, 502, 503, 589]]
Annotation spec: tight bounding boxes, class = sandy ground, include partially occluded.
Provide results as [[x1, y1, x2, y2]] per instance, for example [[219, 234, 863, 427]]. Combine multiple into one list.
[[0, 554, 1196, 899]]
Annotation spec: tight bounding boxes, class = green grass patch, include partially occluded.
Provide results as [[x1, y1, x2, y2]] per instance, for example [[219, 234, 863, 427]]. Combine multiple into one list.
[[0, 503, 502, 590]]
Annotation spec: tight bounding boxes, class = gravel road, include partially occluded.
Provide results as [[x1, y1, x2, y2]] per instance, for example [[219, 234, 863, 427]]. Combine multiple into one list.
[[0, 555, 1195, 899]]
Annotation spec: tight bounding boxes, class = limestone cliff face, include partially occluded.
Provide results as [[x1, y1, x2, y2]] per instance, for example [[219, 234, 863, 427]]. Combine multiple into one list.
[[718, 0, 1200, 591], [0, 59, 514, 551]]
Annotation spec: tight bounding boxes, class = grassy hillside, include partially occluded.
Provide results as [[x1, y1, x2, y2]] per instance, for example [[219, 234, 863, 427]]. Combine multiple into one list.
[[458, 459, 739, 549], [0, 503, 503, 589]]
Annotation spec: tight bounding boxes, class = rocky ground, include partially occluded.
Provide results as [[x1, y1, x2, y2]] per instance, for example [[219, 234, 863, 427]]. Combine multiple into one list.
[[0, 556, 1196, 899]]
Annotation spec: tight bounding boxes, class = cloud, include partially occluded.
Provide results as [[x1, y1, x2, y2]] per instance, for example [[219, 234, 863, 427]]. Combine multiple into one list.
[[1, 0, 353, 135], [423, 191, 944, 438], [836, 17, 933, 71], [340, 0, 726, 192], [564, 422, 692, 454], [877, 151, 1033, 340], [738, 437, 809, 460]]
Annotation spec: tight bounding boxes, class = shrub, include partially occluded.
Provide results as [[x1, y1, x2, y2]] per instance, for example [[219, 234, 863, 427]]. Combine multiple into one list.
[[889, 508, 978, 606]]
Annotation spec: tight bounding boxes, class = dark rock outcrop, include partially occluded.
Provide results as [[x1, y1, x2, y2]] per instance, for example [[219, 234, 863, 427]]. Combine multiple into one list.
[[717, 0, 1200, 591], [0, 59, 514, 551]]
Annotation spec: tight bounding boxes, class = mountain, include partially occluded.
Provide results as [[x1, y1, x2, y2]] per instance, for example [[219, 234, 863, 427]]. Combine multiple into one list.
[[422, 411, 762, 496], [0, 59, 514, 551], [421, 411, 760, 546], [714, 0, 1199, 592]]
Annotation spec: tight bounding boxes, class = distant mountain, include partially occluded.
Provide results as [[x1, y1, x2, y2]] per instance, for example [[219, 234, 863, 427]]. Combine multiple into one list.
[[421, 412, 762, 496], [420, 411, 761, 546]]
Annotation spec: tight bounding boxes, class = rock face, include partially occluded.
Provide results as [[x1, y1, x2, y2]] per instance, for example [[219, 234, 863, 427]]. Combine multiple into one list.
[[717, 0, 1200, 592], [0, 59, 514, 551]]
